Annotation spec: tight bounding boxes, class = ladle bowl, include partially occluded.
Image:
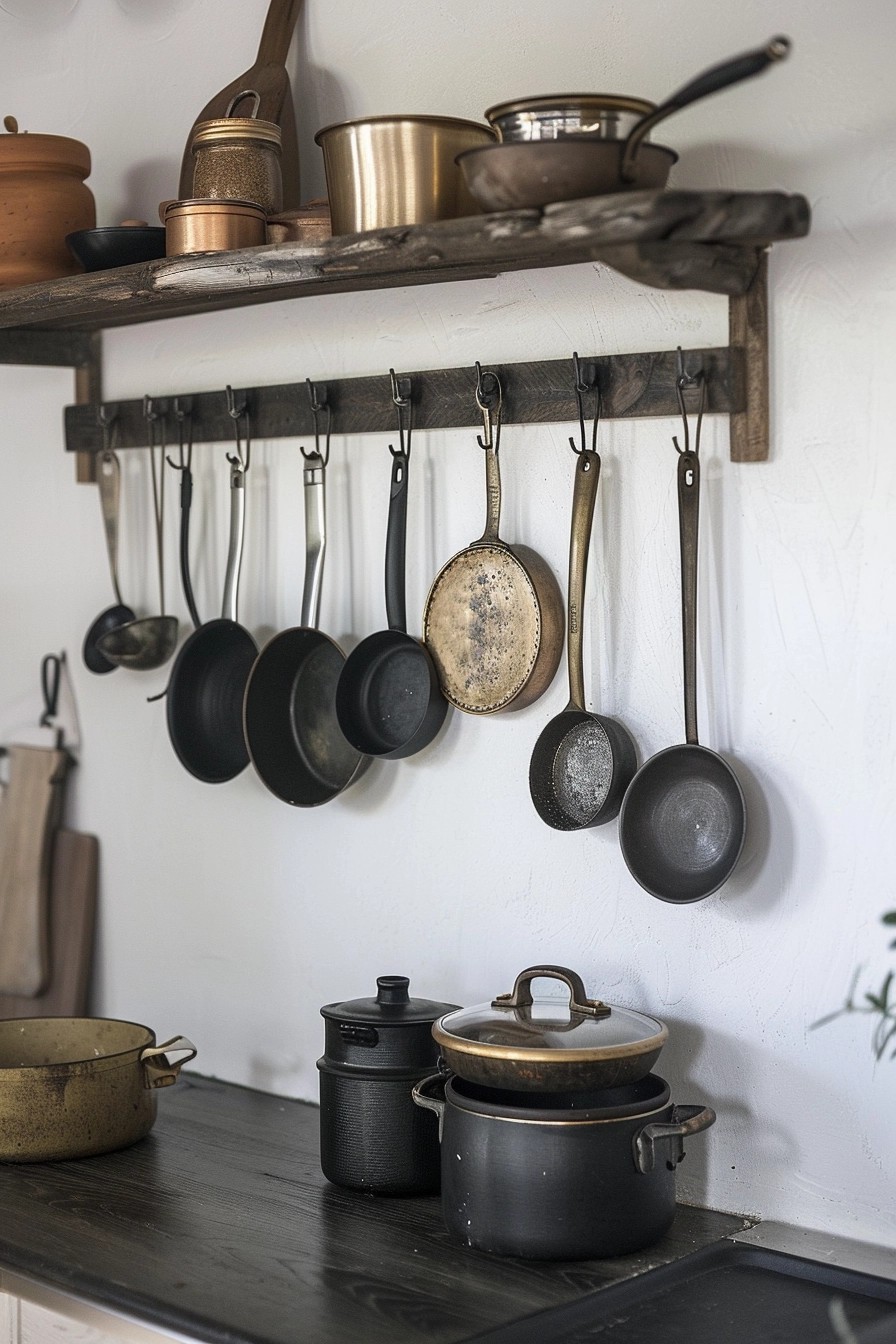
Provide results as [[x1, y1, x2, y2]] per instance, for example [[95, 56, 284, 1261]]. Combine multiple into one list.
[[96, 614, 179, 671], [83, 602, 136, 675]]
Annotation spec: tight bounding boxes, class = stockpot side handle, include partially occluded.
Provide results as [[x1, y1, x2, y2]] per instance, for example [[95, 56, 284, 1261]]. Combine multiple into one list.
[[411, 1073, 446, 1141], [492, 965, 611, 1019], [140, 1036, 198, 1090], [633, 1104, 716, 1174]]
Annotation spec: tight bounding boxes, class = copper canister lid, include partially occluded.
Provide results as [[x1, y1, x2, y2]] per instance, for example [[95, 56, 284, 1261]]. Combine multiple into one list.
[[164, 198, 266, 220]]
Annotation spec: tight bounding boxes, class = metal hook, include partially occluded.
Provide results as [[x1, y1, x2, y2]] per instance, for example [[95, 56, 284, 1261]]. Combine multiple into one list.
[[388, 368, 412, 459], [569, 351, 600, 455], [225, 384, 251, 471], [672, 348, 706, 457], [301, 378, 331, 465], [475, 361, 502, 452], [167, 396, 194, 471], [96, 403, 118, 459]]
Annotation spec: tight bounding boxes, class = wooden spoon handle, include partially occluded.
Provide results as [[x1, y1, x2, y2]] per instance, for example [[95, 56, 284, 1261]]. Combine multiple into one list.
[[256, 0, 303, 67]]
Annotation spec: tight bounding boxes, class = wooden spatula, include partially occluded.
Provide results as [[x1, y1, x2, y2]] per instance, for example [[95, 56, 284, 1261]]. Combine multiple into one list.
[[0, 830, 98, 1018], [178, 0, 303, 209]]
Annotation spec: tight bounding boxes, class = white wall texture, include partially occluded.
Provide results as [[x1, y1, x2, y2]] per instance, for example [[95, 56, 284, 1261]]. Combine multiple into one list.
[[1, 0, 895, 1251]]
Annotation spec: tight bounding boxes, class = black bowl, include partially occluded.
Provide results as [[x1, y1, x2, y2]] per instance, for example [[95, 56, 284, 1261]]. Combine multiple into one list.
[[66, 226, 167, 272]]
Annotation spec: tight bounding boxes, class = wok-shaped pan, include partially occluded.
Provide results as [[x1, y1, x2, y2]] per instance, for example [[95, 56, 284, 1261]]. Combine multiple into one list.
[[530, 446, 636, 828], [619, 440, 745, 901], [423, 384, 563, 715], [166, 457, 257, 784], [336, 445, 448, 758], [243, 450, 365, 806]]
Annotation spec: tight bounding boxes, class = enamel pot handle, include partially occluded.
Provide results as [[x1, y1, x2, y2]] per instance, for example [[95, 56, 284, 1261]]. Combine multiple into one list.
[[634, 1103, 716, 1174], [140, 1036, 198, 1090]]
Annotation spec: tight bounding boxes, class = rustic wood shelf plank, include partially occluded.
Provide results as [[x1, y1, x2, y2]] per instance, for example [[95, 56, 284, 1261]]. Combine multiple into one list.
[[0, 190, 809, 336]]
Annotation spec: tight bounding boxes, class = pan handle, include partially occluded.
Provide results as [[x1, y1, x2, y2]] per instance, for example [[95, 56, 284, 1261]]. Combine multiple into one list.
[[301, 451, 326, 629], [678, 450, 700, 745], [140, 1036, 198, 1089], [411, 1072, 446, 1141], [384, 447, 409, 634], [621, 37, 790, 181], [566, 449, 601, 712], [633, 1104, 716, 1174], [221, 462, 246, 622]]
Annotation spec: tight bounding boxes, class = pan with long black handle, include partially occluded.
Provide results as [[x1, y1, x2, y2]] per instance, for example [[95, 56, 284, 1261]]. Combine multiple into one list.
[[618, 444, 746, 901]]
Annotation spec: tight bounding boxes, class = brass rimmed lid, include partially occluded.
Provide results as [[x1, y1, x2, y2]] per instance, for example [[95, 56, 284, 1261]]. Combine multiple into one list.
[[433, 965, 667, 1065], [191, 117, 281, 149], [485, 93, 655, 123], [164, 198, 266, 220]]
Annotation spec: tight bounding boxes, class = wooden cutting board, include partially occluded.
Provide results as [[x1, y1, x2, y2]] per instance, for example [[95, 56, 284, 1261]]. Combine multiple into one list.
[[178, 0, 303, 208], [0, 745, 70, 997], [0, 829, 98, 1018]]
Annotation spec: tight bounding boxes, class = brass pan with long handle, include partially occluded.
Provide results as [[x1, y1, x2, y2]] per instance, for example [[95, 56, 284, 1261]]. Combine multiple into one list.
[[422, 379, 563, 715]]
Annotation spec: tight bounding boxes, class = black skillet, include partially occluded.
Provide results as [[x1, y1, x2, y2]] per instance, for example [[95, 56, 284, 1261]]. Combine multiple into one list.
[[166, 448, 257, 784], [529, 435, 636, 829], [619, 387, 746, 900], [335, 440, 448, 759], [243, 448, 366, 806]]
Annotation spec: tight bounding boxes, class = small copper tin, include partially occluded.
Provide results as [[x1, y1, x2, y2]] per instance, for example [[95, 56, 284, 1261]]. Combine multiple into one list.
[[164, 197, 266, 256]]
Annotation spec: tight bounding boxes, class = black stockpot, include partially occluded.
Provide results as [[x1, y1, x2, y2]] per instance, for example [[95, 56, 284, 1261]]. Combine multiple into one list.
[[413, 1071, 716, 1260], [317, 976, 459, 1195]]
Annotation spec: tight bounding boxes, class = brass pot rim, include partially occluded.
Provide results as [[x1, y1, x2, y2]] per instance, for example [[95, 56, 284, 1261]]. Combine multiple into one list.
[[314, 113, 496, 144], [0, 1015, 155, 1073], [165, 198, 266, 219]]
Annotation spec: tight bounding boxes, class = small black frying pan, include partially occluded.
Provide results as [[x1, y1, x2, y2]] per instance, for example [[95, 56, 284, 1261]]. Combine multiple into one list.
[[243, 450, 366, 806], [335, 445, 448, 759], [619, 433, 746, 901], [166, 455, 257, 784], [529, 446, 636, 828]]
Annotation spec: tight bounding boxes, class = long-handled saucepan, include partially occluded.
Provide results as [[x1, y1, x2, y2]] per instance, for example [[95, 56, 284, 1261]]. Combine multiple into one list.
[[170, 398, 202, 632], [423, 368, 564, 714], [461, 37, 791, 207], [336, 385, 448, 758], [529, 372, 636, 828], [619, 374, 746, 901], [243, 445, 366, 807], [95, 400, 178, 671], [166, 409, 257, 784], [83, 416, 136, 674]]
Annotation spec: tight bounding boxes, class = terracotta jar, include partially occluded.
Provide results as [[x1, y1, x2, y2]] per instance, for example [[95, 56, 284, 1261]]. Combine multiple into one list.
[[0, 121, 96, 287]]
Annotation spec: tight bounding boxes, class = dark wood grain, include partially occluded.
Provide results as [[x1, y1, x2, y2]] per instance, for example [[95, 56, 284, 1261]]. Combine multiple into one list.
[[62, 347, 740, 454], [0, 191, 809, 338], [728, 249, 770, 461], [0, 1074, 751, 1344]]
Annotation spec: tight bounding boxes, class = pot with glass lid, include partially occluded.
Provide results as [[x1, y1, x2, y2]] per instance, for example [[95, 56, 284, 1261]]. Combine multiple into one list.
[[432, 964, 669, 1092]]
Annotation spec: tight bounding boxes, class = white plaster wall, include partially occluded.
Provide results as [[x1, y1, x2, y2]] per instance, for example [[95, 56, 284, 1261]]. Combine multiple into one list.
[[1, 0, 895, 1251]]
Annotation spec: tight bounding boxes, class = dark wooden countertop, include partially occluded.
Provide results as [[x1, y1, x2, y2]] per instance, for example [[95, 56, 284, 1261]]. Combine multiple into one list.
[[0, 1073, 750, 1344]]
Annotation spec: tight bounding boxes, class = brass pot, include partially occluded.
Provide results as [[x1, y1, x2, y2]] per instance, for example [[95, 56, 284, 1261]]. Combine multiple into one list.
[[0, 1017, 196, 1162], [164, 198, 267, 256], [0, 120, 95, 286], [313, 115, 496, 235]]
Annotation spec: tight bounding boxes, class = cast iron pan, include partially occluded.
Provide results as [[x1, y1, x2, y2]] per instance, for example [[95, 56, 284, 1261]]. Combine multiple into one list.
[[530, 446, 636, 828], [335, 445, 448, 759], [243, 451, 366, 806], [619, 443, 746, 901], [166, 457, 257, 784]]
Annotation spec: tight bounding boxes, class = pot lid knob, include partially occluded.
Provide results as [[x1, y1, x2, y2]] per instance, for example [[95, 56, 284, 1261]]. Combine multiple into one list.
[[375, 975, 410, 1005]]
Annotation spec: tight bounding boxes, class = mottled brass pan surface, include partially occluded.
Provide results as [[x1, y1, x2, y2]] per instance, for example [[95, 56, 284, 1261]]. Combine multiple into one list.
[[0, 1016, 195, 1162]]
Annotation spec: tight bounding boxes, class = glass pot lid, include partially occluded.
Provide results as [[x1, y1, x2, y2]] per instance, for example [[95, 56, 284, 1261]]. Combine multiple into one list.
[[433, 965, 668, 1065]]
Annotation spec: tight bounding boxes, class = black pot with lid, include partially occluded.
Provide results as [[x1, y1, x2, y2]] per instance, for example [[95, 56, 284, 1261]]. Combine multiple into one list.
[[317, 975, 459, 1195], [432, 964, 669, 1093]]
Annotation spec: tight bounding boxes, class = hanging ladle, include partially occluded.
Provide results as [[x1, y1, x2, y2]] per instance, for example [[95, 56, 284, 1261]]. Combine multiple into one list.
[[96, 397, 179, 671], [82, 408, 136, 675]]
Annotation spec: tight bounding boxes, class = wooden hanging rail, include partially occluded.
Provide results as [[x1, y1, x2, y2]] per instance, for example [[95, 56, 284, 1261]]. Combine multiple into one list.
[[64, 346, 741, 458]]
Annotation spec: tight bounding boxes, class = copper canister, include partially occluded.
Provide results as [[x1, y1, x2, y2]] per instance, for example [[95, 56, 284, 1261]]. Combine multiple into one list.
[[164, 198, 267, 256], [190, 116, 283, 215]]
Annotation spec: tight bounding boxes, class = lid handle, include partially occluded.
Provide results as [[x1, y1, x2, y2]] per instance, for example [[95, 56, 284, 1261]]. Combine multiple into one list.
[[376, 975, 410, 1005], [492, 965, 611, 1018]]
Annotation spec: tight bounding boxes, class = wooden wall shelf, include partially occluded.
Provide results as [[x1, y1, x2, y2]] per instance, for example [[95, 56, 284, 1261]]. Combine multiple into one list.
[[0, 189, 810, 465]]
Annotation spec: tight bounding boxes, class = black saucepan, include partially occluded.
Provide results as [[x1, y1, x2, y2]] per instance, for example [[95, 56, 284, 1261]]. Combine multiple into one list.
[[619, 441, 746, 901], [166, 455, 257, 784], [530, 445, 636, 828], [335, 446, 448, 759], [243, 450, 366, 806]]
